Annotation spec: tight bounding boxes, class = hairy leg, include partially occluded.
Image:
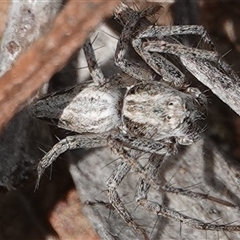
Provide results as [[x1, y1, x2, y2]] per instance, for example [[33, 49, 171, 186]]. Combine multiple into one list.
[[36, 134, 107, 189]]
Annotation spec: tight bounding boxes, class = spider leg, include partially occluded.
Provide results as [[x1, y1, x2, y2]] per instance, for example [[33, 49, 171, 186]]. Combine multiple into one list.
[[109, 140, 240, 234], [133, 37, 224, 89], [146, 154, 237, 208], [116, 5, 214, 50], [114, 5, 217, 87], [110, 133, 177, 156], [146, 153, 165, 181], [110, 136, 237, 209], [131, 37, 218, 87], [107, 161, 149, 240], [133, 38, 186, 86], [36, 134, 107, 189], [137, 25, 215, 50], [83, 39, 135, 88], [117, 6, 240, 109], [115, 10, 156, 82], [107, 135, 170, 239], [83, 39, 106, 86], [116, 7, 187, 87], [180, 55, 240, 116], [138, 39, 219, 62], [162, 184, 237, 208], [137, 178, 240, 232]]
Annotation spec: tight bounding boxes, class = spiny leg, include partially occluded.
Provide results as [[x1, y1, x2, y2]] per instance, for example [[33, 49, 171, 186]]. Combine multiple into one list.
[[180, 55, 240, 116], [145, 153, 236, 208], [217, 58, 240, 82], [136, 178, 240, 232], [123, 9, 236, 88], [133, 23, 240, 93], [83, 38, 138, 89], [115, 6, 216, 86], [132, 40, 186, 86], [116, 8, 186, 86], [131, 36, 218, 87], [109, 135, 237, 208], [115, 8, 156, 82], [108, 142, 240, 235], [107, 135, 164, 239], [107, 161, 149, 240], [36, 134, 107, 189], [132, 39, 221, 93], [146, 153, 165, 181], [82, 39, 106, 86], [108, 135, 161, 184], [184, 87, 207, 107], [115, 3, 235, 82], [162, 184, 237, 208], [136, 25, 215, 50], [139, 40, 219, 62], [109, 133, 177, 156]]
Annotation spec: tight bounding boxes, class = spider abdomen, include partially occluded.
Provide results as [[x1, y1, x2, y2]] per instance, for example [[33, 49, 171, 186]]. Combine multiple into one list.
[[32, 83, 123, 134]]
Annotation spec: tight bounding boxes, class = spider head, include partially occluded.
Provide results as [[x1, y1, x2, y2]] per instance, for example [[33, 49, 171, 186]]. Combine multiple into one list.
[[122, 82, 206, 144]]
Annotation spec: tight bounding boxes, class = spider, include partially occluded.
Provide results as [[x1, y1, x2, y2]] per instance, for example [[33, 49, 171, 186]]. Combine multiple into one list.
[[32, 4, 240, 240]]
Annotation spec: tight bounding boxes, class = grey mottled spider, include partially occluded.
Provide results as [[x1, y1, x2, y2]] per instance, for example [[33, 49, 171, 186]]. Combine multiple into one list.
[[32, 4, 240, 240]]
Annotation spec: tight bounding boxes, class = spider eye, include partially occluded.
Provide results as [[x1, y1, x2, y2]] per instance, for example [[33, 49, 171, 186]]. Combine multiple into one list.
[[168, 102, 174, 106], [166, 115, 171, 120]]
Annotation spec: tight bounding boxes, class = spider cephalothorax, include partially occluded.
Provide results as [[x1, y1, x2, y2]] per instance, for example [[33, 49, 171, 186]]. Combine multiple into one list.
[[122, 81, 205, 144]]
